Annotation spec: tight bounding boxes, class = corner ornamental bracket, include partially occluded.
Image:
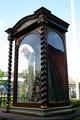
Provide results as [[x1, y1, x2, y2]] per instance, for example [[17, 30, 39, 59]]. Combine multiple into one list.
[[38, 14, 48, 24]]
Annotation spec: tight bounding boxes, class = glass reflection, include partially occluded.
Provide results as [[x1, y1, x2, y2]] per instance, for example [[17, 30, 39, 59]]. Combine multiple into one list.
[[48, 31, 64, 52], [47, 31, 67, 102], [17, 32, 41, 103]]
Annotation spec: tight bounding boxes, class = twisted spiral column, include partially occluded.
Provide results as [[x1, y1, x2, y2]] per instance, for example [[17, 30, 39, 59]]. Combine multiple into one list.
[[40, 25, 48, 108], [6, 35, 14, 112]]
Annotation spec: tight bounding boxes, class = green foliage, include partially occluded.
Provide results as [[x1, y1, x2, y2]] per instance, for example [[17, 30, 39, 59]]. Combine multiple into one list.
[[19, 64, 35, 100], [0, 96, 13, 106], [70, 99, 80, 107], [20, 79, 28, 98], [75, 118, 80, 120], [0, 70, 4, 80], [0, 80, 7, 85], [0, 118, 8, 120]]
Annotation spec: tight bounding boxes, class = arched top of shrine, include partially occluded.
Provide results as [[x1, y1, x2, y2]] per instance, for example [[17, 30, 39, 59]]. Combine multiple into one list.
[[5, 7, 69, 38]]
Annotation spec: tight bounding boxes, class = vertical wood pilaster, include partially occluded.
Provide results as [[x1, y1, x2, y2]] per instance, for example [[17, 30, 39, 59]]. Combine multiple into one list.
[[6, 35, 14, 112], [40, 24, 48, 108]]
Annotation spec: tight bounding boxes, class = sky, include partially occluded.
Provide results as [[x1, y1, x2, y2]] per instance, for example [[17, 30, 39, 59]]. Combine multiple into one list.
[[0, 0, 80, 81]]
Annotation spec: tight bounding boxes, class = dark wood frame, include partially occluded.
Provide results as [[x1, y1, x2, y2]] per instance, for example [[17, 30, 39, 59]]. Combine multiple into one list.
[[6, 7, 69, 108]]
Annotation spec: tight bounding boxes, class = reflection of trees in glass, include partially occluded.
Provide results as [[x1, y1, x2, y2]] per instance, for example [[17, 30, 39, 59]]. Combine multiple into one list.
[[0, 70, 4, 80], [21, 46, 30, 59], [18, 44, 36, 102], [27, 64, 35, 100], [22, 46, 35, 101], [19, 70, 28, 101], [19, 66, 41, 102], [18, 32, 41, 103], [31, 72, 41, 102]]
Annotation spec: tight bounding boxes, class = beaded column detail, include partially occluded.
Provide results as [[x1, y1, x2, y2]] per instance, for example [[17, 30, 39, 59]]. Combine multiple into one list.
[[40, 25, 48, 108], [6, 35, 14, 112]]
